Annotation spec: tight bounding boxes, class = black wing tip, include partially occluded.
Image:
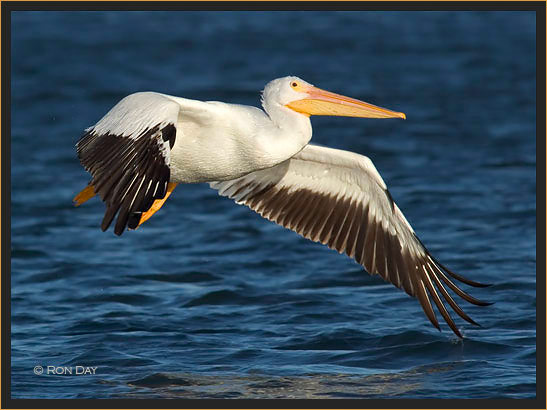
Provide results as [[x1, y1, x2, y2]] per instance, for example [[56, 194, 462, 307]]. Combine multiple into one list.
[[427, 319, 442, 334], [455, 277, 492, 288], [127, 212, 142, 230], [79, 125, 174, 237], [439, 321, 464, 339], [428, 254, 492, 288], [463, 315, 481, 328], [473, 282, 494, 288], [417, 255, 490, 338]]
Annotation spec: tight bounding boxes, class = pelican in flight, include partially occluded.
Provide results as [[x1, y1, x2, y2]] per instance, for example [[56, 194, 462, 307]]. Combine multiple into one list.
[[74, 76, 490, 337]]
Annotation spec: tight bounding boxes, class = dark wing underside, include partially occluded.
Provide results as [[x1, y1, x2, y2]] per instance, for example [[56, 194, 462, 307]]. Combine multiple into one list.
[[210, 144, 491, 338], [75, 92, 179, 235]]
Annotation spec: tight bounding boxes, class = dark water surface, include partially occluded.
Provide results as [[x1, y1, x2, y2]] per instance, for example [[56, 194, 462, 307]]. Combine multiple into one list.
[[11, 11, 536, 399]]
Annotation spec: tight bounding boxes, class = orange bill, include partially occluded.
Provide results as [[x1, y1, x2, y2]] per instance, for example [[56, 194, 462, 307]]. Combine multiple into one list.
[[286, 84, 406, 119]]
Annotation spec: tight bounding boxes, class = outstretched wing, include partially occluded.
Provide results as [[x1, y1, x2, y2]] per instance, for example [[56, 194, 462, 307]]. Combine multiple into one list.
[[210, 144, 490, 337], [76, 92, 178, 235]]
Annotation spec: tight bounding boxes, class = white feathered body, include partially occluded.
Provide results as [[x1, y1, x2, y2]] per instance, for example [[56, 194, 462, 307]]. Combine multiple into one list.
[[169, 99, 304, 183]]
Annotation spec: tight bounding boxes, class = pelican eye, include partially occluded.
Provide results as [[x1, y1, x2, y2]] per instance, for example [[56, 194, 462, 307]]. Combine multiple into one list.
[[291, 82, 298, 88]]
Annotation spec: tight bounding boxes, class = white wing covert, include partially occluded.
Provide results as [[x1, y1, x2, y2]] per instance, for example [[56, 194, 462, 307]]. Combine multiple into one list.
[[210, 144, 490, 337], [76, 92, 178, 235]]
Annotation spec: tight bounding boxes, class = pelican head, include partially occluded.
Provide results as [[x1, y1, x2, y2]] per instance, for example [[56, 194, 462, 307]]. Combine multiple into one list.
[[263, 76, 406, 120]]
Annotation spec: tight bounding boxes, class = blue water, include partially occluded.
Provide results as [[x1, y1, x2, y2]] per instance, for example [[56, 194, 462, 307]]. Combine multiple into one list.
[[11, 11, 536, 399]]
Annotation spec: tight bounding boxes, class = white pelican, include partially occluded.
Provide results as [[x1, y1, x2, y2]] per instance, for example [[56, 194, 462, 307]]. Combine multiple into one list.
[[74, 76, 490, 338]]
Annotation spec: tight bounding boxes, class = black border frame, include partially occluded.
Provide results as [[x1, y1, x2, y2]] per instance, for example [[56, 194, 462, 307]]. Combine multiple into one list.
[[2, 2, 545, 409]]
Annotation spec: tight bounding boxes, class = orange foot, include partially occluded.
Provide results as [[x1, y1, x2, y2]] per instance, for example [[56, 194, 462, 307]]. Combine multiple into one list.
[[73, 184, 96, 206], [135, 182, 178, 228]]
